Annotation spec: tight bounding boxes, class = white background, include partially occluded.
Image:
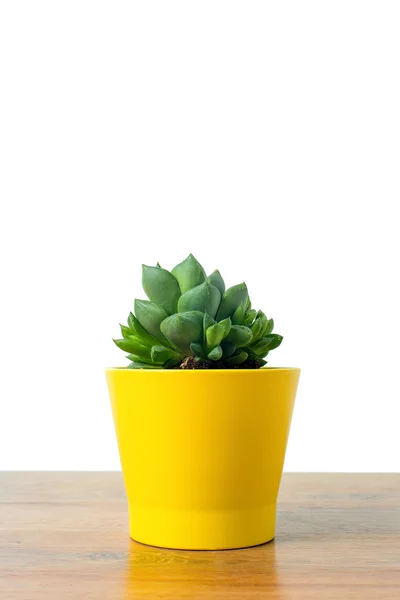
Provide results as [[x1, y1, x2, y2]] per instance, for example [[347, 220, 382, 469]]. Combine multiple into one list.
[[1, 1, 399, 471]]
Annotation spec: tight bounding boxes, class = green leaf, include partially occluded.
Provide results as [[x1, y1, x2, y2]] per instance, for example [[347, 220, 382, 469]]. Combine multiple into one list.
[[203, 312, 215, 331], [225, 325, 253, 348], [208, 345, 223, 361], [151, 345, 182, 365], [163, 357, 182, 368], [127, 361, 160, 369], [243, 345, 256, 358], [242, 309, 257, 327], [190, 342, 206, 359], [265, 318, 274, 335], [262, 334, 283, 350], [203, 312, 215, 346], [250, 319, 262, 342], [113, 336, 151, 359], [206, 322, 226, 350], [250, 338, 273, 356], [160, 310, 204, 354], [171, 254, 206, 293], [178, 281, 221, 318], [232, 303, 246, 325], [250, 334, 283, 355], [134, 300, 170, 345], [220, 340, 236, 358], [127, 312, 137, 331], [142, 264, 181, 315], [224, 351, 248, 366], [250, 313, 268, 343], [219, 317, 232, 338], [207, 270, 225, 295], [113, 337, 137, 353], [120, 324, 133, 339], [126, 353, 155, 364], [127, 312, 163, 347], [216, 283, 248, 321]]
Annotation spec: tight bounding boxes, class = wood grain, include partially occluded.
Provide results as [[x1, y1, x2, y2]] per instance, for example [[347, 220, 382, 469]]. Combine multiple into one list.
[[1, 473, 399, 599]]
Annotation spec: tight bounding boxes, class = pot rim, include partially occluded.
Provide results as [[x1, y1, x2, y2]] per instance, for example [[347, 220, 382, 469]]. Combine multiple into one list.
[[105, 366, 300, 373]]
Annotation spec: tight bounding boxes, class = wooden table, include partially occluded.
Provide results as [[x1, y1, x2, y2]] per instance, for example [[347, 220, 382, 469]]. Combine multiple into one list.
[[1, 473, 399, 599]]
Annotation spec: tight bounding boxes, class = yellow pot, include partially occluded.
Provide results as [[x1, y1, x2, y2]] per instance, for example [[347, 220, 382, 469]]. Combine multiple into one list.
[[106, 367, 300, 550]]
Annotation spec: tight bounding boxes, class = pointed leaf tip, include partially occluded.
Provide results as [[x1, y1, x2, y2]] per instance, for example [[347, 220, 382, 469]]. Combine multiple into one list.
[[265, 318, 274, 335], [226, 325, 253, 348], [206, 321, 229, 350], [142, 265, 181, 315], [160, 311, 204, 355], [178, 281, 221, 318], [216, 283, 248, 321], [207, 269, 225, 295], [171, 254, 206, 293], [208, 345, 223, 361], [190, 342, 206, 359], [134, 299, 170, 345], [224, 350, 248, 366]]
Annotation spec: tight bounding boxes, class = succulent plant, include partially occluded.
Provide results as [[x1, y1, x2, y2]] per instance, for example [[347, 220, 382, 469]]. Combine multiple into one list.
[[113, 254, 283, 369]]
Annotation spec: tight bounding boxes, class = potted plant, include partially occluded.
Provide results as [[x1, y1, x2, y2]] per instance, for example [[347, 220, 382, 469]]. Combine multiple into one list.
[[106, 254, 300, 550]]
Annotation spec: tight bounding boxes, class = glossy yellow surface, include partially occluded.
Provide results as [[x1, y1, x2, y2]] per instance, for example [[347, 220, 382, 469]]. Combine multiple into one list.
[[106, 368, 300, 550]]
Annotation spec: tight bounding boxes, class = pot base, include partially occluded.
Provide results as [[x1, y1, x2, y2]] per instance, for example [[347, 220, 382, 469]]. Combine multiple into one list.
[[128, 503, 276, 551]]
